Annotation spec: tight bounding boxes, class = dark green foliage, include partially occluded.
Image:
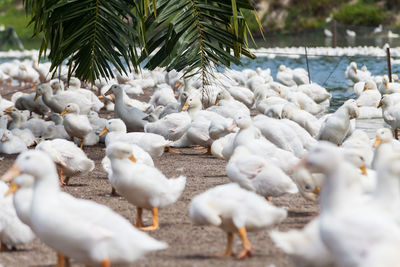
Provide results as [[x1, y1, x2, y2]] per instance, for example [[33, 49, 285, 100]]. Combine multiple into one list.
[[142, 0, 256, 84], [23, 0, 259, 86], [334, 1, 385, 27]]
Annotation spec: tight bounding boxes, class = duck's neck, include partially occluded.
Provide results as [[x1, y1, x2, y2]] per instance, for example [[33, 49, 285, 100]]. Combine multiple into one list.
[[320, 162, 355, 215], [41, 89, 53, 103], [188, 104, 202, 118], [114, 91, 124, 106], [105, 131, 125, 146], [373, 168, 400, 207], [32, 170, 60, 204], [9, 113, 23, 129], [110, 158, 132, 176]]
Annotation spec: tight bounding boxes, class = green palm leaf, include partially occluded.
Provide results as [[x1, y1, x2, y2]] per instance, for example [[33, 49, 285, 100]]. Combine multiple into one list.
[[24, 0, 141, 82], [142, 0, 257, 88], [23, 0, 260, 86]]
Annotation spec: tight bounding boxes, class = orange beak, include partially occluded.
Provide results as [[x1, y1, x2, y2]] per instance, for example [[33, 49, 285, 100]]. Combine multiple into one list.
[[4, 107, 12, 114], [129, 154, 136, 163], [34, 92, 40, 101], [99, 127, 108, 137], [5, 180, 19, 196], [360, 165, 367, 175], [373, 137, 381, 148], [1, 164, 22, 182], [313, 186, 320, 195], [182, 102, 189, 111], [60, 109, 68, 116]]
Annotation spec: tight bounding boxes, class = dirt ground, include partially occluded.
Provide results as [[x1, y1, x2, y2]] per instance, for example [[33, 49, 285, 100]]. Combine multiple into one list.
[[0, 85, 319, 267]]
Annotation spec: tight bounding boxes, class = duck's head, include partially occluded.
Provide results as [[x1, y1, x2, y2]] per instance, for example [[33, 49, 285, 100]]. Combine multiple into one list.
[[378, 95, 392, 108], [363, 80, 377, 91], [35, 84, 52, 100], [100, 118, 127, 136], [350, 62, 357, 73], [383, 75, 389, 88], [1, 130, 12, 142], [291, 168, 321, 202], [50, 80, 64, 93], [182, 93, 201, 111], [215, 89, 231, 105], [1, 150, 56, 183], [106, 142, 136, 162], [68, 77, 81, 88], [374, 128, 393, 148], [7, 107, 22, 120], [87, 111, 99, 120], [343, 149, 367, 175], [278, 65, 286, 72], [234, 115, 252, 129], [342, 99, 359, 118], [110, 84, 122, 96], [60, 103, 80, 116], [18, 64, 28, 72], [296, 142, 343, 174]]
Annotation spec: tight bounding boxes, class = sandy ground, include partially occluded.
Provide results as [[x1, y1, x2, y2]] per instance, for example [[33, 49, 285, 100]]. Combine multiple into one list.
[[0, 85, 319, 267]]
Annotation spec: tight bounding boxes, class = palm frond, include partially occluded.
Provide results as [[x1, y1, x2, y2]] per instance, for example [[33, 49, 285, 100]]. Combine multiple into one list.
[[23, 0, 140, 82], [23, 0, 259, 85], [141, 0, 258, 92]]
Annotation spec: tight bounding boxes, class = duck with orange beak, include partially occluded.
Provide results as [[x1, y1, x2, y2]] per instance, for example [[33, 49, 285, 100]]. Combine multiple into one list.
[[1, 150, 167, 267], [60, 103, 92, 150]]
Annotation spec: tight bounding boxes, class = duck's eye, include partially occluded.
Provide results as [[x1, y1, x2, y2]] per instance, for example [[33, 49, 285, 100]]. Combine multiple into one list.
[[189, 98, 192, 101], [305, 184, 311, 190], [25, 156, 30, 160]]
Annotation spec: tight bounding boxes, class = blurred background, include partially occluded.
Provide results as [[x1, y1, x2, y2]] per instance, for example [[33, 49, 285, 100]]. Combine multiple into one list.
[[2, 0, 400, 49]]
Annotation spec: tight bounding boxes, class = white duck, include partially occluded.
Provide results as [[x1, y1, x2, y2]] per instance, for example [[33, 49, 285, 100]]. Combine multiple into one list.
[[318, 99, 359, 145], [149, 85, 177, 107], [67, 77, 104, 112], [379, 95, 400, 139], [211, 132, 236, 159], [189, 183, 287, 258], [356, 80, 381, 108], [281, 103, 320, 137], [276, 65, 296, 86], [106, 142, 186, 230], [61, 103, 93, 149], [379, 75, 400, 94], [270, 218, 333, 267], [0, 180, 34, 251], [14, 92, 50, 116], [144, 111, 191, 143], [300, 142, 400, 267], [0, 130, 27, 154], [35, 139, 94, 185], [227, 146, 298, 199], [42, 114, 70, 140], [100, 118, 171, 157], [35, 83, 93, 114], [1, 150, 168, 266], [9, 174, 35, 227], [106, 84, 147, 132], [102, 141, 153, 195], [253, 115, 306, 157], [0, 94, 14, 112], [206, 89, 250, 119]]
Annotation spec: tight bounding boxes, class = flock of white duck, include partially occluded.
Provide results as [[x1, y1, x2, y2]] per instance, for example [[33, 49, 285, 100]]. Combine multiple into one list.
[[0, 56, 400, 266]]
